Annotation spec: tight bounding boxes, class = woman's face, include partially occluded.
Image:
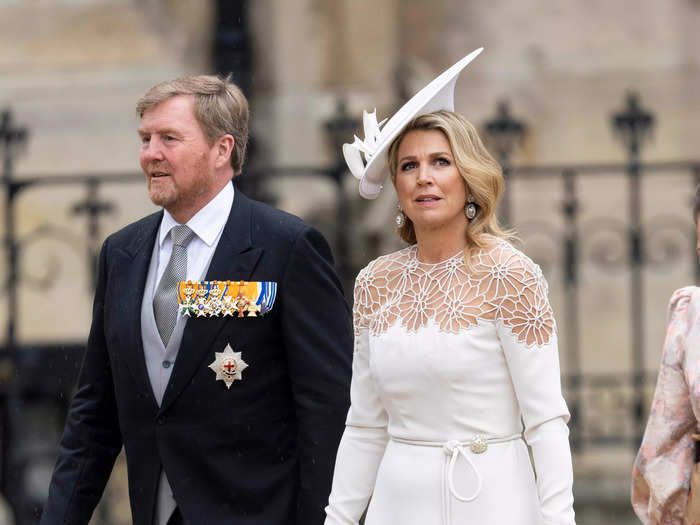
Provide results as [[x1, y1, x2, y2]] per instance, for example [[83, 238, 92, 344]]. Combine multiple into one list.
[[393, 129, 468, 237]]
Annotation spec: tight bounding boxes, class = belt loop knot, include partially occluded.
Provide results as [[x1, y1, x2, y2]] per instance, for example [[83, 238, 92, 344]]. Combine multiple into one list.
[[443, 440, 461, 455]]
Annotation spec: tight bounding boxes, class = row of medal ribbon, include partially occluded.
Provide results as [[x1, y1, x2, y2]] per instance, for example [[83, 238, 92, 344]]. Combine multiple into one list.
[[177, 280, 277, 318]]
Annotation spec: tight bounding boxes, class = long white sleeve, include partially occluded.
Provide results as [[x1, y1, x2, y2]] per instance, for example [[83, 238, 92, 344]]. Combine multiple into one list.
[[496, 258, 576, 524], [324, 326, 389, 524], [527, 418, 576, 524]]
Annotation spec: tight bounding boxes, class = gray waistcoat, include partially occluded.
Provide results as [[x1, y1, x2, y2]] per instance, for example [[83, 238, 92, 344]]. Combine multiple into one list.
[[140, 239, 216, 525]]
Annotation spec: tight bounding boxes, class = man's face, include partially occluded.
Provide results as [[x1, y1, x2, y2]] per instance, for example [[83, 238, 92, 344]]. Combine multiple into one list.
[[138, 95, 218, 222]]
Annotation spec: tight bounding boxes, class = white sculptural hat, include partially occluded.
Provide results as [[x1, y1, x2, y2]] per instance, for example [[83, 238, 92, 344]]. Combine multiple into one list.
[[343, 47, 484, 199]]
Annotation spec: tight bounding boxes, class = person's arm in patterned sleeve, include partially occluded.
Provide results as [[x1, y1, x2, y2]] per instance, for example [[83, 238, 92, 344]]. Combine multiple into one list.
[[632, 287, 697, 524], [325, 266, 390, 525], [495, 249, 575, 525]]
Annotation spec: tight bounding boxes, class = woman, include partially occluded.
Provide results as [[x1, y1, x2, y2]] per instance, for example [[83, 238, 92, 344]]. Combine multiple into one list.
[[325, 50, 575, 525], [631, 185, 700, 524]]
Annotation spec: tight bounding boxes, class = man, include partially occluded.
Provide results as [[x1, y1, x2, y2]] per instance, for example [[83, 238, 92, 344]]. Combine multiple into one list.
[[41, 76, 353, 525]]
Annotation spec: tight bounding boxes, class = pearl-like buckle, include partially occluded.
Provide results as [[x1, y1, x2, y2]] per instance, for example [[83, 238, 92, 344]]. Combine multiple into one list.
[[469, 435, 488, 454]]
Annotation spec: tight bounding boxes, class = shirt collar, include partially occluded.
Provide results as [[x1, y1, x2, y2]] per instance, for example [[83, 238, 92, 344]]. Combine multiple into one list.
[[158, 181, 234, 247]]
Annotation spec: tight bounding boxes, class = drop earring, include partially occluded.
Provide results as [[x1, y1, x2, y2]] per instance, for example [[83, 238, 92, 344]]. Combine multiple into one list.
[[465, 195, 477, 220], [395, 208, 405, 227]]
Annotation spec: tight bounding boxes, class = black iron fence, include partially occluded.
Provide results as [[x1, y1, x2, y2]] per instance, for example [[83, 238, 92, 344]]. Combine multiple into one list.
[[482, 94, 700, 449], [506, 159, 700, 450], [1, 93, 699, 522]]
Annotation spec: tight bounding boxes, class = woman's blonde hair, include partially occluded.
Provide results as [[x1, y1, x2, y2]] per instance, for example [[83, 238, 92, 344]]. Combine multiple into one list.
[[388, 110, 512, 263]]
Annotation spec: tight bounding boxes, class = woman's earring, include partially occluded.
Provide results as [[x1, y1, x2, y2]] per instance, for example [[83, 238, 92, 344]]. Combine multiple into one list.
[[395, 209, 405, 227], [465, 195, 477, 220]]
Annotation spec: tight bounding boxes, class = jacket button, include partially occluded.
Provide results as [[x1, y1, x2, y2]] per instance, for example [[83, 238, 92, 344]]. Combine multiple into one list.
[[157, 417, 165, 425]]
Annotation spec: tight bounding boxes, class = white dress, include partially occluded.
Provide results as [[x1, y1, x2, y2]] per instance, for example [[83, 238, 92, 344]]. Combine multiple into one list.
[[325, 239, 576, 525]]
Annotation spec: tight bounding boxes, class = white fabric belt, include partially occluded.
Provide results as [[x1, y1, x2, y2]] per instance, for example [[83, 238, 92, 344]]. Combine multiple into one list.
[[390, 433, 522, 525]]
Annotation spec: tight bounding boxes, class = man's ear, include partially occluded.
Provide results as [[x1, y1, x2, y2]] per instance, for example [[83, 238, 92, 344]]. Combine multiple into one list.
[[214, 135, 235, 168]]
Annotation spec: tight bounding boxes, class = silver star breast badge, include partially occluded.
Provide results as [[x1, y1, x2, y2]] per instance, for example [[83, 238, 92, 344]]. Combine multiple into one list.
[[208, 343, 248, 389]]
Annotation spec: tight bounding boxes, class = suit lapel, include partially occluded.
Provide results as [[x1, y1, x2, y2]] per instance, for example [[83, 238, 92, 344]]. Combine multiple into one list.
[[114, 212, 162, 409], [159, 191, 263, 413]]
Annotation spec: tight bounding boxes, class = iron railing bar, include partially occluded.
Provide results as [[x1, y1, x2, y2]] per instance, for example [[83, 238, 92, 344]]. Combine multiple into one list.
[[562, 372, 658, 388], [5, 165, 339, 192], [510, 160, 700, 176], [6, 173, 143, 188], [8, 160, 700, 189]]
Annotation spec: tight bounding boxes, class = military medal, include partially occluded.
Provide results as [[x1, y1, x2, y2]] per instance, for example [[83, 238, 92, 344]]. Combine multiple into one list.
[[221, 295, 236, 317], [178, 281, 197, 317], [194, 286, 208, 317], [208, 280, 225, 317], [177, 279, 277, 318], [208, 343, 248, 389], [232, 280, 251, 317]]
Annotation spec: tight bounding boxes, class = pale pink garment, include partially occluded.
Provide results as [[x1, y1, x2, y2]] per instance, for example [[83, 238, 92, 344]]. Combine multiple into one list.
[[632, 286, 700, 524]]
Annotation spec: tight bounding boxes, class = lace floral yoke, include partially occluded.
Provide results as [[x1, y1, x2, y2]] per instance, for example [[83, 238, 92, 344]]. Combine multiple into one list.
[[353, 239, 555, 347]]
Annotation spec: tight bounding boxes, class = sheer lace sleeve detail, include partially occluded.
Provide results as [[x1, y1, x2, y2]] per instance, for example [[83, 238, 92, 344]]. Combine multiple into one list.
[[353, 269, 369, 334], [478, 242, 556, 347], [353, 240, 554, 340], [353, 252, 416, 336], [353, 262, 390, 335]]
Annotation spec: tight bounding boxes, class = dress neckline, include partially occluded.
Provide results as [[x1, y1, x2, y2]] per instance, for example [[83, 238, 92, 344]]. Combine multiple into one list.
[[409, 245, 465, 267]]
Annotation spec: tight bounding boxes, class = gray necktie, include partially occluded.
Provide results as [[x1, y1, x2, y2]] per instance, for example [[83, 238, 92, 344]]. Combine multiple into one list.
[[154, 225, 195, 347]]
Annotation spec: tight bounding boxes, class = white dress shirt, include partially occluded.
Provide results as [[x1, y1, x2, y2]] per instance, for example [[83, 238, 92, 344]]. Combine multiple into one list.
[[152, 181, 234, 301]]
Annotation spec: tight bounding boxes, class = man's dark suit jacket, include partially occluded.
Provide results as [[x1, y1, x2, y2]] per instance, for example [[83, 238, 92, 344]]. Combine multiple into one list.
[[41, 190, 353, 525]]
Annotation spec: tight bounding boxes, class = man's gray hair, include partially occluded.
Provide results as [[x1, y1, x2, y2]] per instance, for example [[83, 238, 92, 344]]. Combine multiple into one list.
[[137, 75, 249, 177]]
